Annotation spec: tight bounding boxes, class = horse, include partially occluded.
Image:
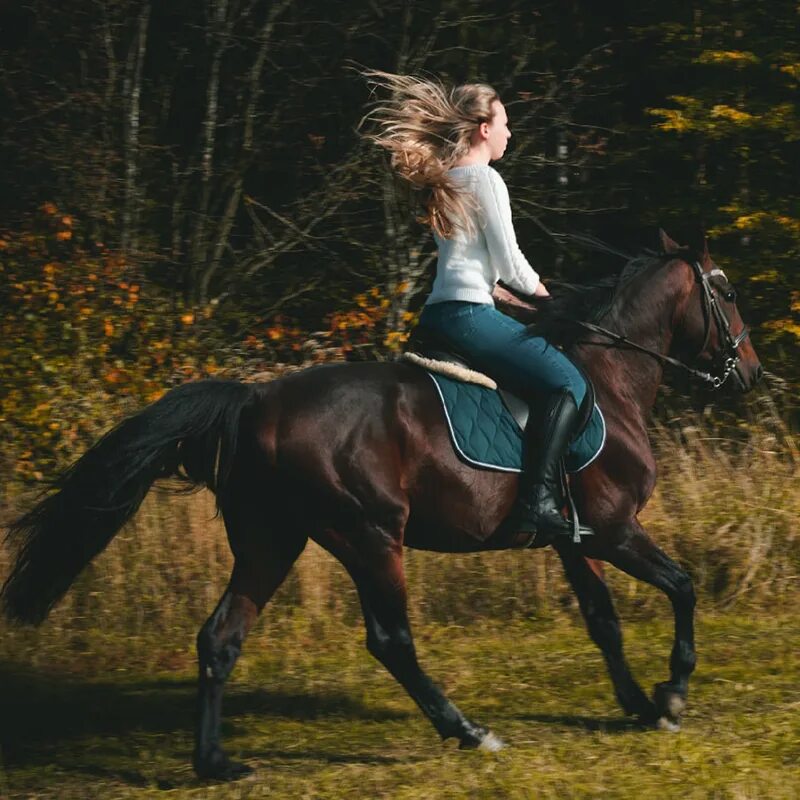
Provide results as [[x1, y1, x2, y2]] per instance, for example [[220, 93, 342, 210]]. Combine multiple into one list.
[[1, 230, 762, 780]]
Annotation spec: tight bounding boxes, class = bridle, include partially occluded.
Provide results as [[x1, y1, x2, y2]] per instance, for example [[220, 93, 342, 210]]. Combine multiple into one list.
[[571, 258, 749, 390], [691, 260, 750, 387]]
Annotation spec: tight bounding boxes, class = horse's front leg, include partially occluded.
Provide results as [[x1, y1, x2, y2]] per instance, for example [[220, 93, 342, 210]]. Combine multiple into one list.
[[554, 542, 655, 720], [599, 519, 696, 731]]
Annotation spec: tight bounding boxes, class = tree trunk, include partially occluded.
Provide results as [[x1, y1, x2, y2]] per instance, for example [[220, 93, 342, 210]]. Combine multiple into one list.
[[121, 2, 150, 259]]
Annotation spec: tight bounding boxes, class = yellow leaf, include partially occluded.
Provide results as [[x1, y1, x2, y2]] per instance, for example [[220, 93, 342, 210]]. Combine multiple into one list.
[[710, 105, 755, 124], [696, 50, 760, 66]]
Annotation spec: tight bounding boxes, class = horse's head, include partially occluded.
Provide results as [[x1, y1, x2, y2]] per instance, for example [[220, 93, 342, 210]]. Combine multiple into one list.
[[661, 229, 763, 393]]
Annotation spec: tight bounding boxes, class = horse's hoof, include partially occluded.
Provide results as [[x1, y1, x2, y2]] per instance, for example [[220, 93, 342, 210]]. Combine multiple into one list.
[[456, 724, 505, 752], [655, 716, 681, 733], [664, 692, 686, 719], [194, 750, 254, 781], [653, 682, 687, 731], [477, 731, 506, 752]]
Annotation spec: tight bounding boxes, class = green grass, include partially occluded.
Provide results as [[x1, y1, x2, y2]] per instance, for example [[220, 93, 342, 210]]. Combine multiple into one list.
[[2, 612, 799, 799]]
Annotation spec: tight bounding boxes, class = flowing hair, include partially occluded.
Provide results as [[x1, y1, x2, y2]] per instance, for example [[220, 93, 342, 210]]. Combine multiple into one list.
[[356, 67, 499, 239]]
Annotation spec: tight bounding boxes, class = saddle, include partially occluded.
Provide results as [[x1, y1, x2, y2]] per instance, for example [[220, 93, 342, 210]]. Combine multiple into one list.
[[404, 327, 596, 438], [402, 326, 598, 547]]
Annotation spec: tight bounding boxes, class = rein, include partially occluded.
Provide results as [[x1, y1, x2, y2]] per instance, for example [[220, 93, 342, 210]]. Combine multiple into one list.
[[569, 260, 749, 390]]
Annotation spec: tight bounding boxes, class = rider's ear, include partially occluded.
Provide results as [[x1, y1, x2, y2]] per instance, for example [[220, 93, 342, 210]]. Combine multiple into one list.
[[658, 228, 682, 254]]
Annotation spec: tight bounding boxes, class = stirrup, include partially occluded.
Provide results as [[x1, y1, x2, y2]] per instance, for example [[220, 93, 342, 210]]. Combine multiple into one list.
[[565, 478, 594, 543], [513, 520, 594, 549]]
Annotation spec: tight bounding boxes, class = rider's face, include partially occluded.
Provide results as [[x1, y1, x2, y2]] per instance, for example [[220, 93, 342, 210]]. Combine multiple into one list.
[[484, 100, 511, 161]]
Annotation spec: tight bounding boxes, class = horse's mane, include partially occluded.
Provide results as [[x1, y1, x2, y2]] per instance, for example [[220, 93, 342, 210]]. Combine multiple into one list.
[[528, 243, 696, 350]]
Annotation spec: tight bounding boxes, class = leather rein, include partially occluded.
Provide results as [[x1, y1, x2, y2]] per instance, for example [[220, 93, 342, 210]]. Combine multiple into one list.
[[570, 260, 749, 390]]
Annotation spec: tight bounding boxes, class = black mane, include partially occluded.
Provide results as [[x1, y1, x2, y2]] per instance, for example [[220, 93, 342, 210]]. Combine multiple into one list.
[[528, 248, 695, 349]]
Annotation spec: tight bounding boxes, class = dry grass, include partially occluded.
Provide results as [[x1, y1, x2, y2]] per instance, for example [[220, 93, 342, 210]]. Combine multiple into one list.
[[0, 390, 797, 671]]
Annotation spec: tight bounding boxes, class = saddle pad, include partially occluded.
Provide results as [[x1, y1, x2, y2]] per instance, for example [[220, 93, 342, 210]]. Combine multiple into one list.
[[427, 372, 606, 474]]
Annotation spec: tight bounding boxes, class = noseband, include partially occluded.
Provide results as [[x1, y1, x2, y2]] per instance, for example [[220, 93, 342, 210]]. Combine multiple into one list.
[[571, 259, 749, 390]]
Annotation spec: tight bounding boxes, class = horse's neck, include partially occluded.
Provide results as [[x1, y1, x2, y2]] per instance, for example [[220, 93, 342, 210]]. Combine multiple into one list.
[[577, 262, 684, 424]]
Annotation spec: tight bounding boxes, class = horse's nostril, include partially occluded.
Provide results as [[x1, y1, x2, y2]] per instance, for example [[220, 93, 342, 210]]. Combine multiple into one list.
[[756, 364, 764, 383]]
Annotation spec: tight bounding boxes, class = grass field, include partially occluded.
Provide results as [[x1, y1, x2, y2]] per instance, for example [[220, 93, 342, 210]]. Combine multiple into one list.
[[0, 393, 797, 797], [2, 612, 798, 799]]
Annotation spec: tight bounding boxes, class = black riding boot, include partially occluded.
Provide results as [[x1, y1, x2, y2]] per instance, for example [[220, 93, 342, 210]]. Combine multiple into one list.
[[509, 389, 592, 541]]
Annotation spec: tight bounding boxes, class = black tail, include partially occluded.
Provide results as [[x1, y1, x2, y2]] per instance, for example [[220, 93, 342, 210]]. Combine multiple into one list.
[[1, 380, 256, 625]]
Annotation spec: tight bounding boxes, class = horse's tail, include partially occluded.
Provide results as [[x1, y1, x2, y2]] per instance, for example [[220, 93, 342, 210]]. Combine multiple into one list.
[[1, 379, 256, 626]]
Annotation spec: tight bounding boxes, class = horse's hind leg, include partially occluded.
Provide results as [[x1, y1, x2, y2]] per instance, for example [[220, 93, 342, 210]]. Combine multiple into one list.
[[325, 531, 504, 752], [555, 542, 655, 720], [193, 532, 307, 780]]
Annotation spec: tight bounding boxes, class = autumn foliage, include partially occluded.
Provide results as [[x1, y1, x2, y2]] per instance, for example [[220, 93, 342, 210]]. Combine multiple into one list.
[[0, 206, 423, 484], [0, 206, 223, 480]]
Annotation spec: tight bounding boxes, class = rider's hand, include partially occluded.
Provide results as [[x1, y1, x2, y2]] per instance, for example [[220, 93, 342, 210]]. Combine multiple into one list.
[[492, 283, 537, 312], [533, 282, 551, 298]]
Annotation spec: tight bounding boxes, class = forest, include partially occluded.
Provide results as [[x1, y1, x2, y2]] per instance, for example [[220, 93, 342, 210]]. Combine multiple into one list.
[[1, 0, 798, 483]]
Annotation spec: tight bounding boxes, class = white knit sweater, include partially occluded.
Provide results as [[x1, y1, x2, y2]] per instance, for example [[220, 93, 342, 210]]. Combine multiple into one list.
[[425, 164, 540, 306]]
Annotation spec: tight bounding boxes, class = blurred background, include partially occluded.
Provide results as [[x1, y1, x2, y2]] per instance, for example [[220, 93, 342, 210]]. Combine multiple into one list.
[[0, 0, 798, 660]]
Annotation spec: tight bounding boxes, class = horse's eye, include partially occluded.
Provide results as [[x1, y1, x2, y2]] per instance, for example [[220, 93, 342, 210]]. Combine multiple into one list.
[[724, 289, 737, 302]]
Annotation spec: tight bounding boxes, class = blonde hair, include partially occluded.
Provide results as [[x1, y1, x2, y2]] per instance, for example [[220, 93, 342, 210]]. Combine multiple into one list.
[[356, 68, 500, 239]]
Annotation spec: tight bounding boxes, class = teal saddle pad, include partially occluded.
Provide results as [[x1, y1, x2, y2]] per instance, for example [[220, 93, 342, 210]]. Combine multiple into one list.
[[427, 372, 606, 474]]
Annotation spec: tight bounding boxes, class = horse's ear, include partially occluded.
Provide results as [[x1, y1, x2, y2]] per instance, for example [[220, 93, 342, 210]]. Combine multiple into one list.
[[658, 228, 683, 253], [688, 229, 711, 264], [687, 226, 708, 263]]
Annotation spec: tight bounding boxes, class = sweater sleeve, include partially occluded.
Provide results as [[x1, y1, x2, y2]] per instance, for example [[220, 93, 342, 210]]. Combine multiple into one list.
[[477, 167, 540, 296]]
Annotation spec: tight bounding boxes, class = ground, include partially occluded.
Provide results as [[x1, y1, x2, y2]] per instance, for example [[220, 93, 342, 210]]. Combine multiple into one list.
[[1, 613, 798, 799]]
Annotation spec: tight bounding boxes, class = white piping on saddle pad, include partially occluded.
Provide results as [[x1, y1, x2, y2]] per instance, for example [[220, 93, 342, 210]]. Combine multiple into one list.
[[401, 352, 497, 390], [569, 404, 607, 473], [417, 369, 607, 476]]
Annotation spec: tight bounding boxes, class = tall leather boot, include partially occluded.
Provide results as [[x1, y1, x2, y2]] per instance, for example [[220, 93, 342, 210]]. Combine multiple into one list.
[[508, 388, 592, 541]]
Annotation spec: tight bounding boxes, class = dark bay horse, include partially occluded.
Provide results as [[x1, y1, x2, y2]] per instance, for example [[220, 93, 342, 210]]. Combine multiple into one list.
[[1, 231, 762, 779]]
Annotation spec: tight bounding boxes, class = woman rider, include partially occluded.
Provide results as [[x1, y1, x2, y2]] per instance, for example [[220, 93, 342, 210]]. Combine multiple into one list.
[[358, 69, 588, 541]]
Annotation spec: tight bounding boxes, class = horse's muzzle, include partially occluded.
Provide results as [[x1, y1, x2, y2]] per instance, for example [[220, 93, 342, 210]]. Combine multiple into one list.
[[733, 361, 763, 393]]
